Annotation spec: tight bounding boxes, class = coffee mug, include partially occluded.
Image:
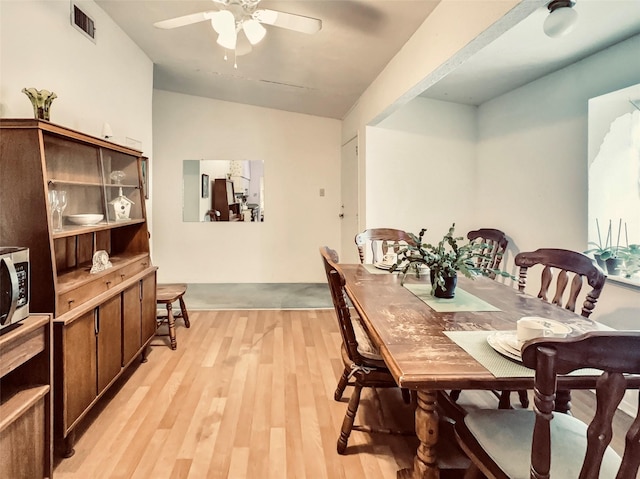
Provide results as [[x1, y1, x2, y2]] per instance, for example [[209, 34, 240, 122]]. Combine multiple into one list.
[[516, 316, 572, 347], [382, 252, 398, 266]]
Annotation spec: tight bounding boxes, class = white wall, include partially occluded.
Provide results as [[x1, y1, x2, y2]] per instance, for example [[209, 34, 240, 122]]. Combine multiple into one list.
[[0, 1, 153, 153], [341, 0, 540, 233], [476, 34, 640, 328], [366, 97, 478, 238], [152, 89, 341, 283], [0, 0, 154, 233]]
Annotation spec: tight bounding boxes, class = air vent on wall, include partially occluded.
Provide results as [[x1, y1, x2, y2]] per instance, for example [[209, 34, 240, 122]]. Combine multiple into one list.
[[71, 3, 96, 43]]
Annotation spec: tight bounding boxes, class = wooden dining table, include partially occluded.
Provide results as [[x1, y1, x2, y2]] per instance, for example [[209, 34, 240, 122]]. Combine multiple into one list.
[[340, 263, 622, 479]]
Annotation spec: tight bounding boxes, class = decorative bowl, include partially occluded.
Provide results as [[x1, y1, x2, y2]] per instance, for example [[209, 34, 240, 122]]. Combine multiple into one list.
[[65, 214, 104, 225]]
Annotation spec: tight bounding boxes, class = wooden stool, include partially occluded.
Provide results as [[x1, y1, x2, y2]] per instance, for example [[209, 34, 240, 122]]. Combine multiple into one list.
[[156, 283, 190, 350]]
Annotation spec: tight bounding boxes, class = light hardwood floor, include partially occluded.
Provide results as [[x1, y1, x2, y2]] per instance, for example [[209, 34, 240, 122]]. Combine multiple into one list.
[[53, 309, 422, 479], [53, 309, 633, 479]]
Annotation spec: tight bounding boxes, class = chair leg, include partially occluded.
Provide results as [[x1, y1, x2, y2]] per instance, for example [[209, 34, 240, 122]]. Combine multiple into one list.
[[178, 295, 190, 328], [401, 388, 411, 404], [555, 389, 571, 414], [498, 390, 512, 409], [517, 389, 530, 408], [334, 367, 350, 401], [337, 384, 362, 454]]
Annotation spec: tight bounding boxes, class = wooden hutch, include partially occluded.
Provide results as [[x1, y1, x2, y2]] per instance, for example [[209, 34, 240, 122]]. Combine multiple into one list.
[[212, 178, 241, 221], [0, 119, 157, 459]]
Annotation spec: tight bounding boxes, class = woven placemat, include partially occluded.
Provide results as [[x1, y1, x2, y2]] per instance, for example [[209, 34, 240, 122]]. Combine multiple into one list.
[[445, 330, 532, 377], [362, 264, 398, 275], [404, 283, 501, 312], [444, 330, 600, 378]]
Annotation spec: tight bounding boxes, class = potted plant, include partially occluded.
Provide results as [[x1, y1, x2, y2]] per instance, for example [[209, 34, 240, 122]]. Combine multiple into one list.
[[390, 223, 513, 298], [584, 218, 611, 270], [622, 244, 640, 278]]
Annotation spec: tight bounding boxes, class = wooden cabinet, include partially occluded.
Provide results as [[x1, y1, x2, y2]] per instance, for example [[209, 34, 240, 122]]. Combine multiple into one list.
[[0, 315, 52, 479], [122, 274, 156, 367], [0, 119, 157, 459]]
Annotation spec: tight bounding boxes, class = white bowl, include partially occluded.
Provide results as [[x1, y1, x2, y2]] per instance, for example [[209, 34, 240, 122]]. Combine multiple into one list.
[[65, 214, 104, 225]]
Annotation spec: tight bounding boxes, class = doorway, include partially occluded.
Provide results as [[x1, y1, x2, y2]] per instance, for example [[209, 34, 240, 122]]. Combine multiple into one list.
[[340, 135, 359, 263]]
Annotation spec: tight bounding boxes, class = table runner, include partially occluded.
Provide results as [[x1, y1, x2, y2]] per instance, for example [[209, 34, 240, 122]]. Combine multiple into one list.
[[444, 330, 601, 378], [404, 283, 501, 312]]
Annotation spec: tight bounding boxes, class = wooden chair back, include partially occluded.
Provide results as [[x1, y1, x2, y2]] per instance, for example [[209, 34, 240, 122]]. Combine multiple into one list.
[[319, 246, 364, 364], [514, 248, 606, 318], [354, 228, 416, 264], [467, 228, 508, 278], [521, 332, 640, 479]]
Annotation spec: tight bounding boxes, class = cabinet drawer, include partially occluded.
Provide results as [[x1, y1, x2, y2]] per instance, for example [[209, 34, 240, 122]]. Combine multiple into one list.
[[57, 258, 150, 314]]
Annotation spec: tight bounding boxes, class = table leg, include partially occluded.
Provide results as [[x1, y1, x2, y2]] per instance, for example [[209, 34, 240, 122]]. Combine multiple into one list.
[[398, 389, 440, 479]]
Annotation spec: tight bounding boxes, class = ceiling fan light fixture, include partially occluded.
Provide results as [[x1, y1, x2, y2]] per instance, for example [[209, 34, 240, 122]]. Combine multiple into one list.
[[543, 0, 578, 38], [211, 10, 235, 35], [243, 19, 266, 45], [217, 29, 237, 50]]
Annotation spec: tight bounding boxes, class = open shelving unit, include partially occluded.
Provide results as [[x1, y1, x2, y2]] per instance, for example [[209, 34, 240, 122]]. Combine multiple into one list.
[[0, 315, 52, 479]]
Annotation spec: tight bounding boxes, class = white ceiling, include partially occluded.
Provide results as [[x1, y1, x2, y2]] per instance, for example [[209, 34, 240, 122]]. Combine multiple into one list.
[[420, 0, 640, 106], [95, 0, 640, 119], [95, 0, 439, 119]]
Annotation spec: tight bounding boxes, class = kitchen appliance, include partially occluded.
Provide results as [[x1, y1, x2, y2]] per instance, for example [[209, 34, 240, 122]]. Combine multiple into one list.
[[0, 247, 30, 330]]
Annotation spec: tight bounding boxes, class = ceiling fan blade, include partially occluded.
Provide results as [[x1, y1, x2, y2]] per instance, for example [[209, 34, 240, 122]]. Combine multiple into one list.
[[154, 11, 214, 29], [253, 9, 322, 34]]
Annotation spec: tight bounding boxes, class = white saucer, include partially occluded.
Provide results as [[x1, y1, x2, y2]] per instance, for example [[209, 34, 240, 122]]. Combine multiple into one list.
[[487, 331, 521, 362], [495, 330, 521, 354], [374, 262, 394, 270]]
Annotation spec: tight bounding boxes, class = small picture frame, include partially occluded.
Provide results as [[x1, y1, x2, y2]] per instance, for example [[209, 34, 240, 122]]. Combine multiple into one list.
[[202, 174, 209, 198], [141, 156, 149, 199]]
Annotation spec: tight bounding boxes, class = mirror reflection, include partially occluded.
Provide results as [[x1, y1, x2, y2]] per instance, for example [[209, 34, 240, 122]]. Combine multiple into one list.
[[183, 159, 264, 222]]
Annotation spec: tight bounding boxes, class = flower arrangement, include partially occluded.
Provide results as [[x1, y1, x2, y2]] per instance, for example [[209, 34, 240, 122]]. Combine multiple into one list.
[[390, 223, 514, 294]]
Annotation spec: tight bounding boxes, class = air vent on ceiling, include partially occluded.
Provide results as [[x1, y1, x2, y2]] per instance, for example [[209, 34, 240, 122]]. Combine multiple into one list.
[[71, 3, 96, 43]]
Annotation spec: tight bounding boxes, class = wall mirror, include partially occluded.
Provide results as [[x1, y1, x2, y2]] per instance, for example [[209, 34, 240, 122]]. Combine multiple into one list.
[[588, 83, 640, 284], [183, 159, 264, 222]]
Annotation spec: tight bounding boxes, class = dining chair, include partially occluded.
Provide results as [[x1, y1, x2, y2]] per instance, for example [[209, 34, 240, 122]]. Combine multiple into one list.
[[513, 247, 607, 414], [354, 228, 417, 264], [451, 228, 530, 409], [319, 246, 412, 454], [454, 331, 640, 479], [467, 228, 509, 279], [514, 248, 606, 318]]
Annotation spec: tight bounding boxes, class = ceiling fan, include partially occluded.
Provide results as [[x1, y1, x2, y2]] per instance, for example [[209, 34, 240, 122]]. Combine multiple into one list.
[[154, 0, 322, 62]]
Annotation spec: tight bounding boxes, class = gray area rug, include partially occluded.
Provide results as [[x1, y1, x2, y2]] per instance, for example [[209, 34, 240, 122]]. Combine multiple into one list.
[[182, 283, 333, 310]]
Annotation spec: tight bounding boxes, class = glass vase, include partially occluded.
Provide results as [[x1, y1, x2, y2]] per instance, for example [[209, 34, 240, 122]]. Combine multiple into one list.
[[22, 88, 57, 121]]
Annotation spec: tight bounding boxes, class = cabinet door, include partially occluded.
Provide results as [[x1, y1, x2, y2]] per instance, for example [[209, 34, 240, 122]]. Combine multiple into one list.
[[122, 282, 142, 367], [63, 311, 97, 430], [141, 273, 157, 345], [96, 295, 122, 395], [101, 149, 144, 223]]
